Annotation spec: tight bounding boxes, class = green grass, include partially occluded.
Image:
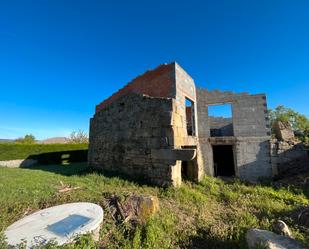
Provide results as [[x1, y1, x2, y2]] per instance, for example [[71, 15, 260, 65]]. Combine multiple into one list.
[[0, 143, 88, 161], [0, 163, 308, 249]]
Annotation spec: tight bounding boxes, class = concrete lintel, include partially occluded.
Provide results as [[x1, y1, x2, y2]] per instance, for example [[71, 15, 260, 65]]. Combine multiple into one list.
[[151, 149, 196, 161], [208, 136, 237, 145]]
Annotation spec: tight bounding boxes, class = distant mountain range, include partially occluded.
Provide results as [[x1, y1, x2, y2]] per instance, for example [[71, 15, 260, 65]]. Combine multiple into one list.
[[0, 137, 68, 144], [37, 137, 68, 144], [0, 139, 15, 143]]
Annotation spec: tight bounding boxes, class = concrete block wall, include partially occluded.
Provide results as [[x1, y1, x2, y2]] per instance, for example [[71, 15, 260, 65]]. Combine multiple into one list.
[[232, 94, 270, 137], [209, 117, 233, 136], [196, 89, 270, 137], [235, 137, 272, 182], [196, 89, 272, 180], [196, 90, 212, 175], [197, 89, 249, 105]]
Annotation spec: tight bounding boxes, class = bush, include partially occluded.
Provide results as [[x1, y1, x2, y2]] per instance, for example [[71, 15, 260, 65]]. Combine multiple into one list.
[[15, 134, 36, 144], [68, 130, 89, 144]]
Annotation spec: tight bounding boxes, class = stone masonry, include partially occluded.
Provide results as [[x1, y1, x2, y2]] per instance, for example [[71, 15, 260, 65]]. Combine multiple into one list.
[[270, 121, 308, 176], [89, 62, 273, 186]]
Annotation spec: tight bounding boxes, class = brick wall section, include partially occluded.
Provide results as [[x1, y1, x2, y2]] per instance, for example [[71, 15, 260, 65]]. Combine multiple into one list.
[[95, 63, 175, 113]]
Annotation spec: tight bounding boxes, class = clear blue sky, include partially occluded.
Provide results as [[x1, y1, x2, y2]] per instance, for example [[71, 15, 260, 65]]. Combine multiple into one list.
[[0, 0, 308, 139]]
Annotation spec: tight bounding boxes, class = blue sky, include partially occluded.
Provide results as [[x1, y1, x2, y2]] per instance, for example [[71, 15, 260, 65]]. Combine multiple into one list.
[[0, 0, 308, 139]]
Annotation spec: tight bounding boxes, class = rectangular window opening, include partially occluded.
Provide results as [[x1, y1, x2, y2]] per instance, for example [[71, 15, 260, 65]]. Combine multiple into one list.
[[208, 103, 233, 137], [185, 98, 195, 136]]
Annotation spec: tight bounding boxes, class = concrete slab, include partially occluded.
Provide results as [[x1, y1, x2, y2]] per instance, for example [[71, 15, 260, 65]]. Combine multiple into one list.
[[5, 202, 103, 248], [151, 148, 196, 161]]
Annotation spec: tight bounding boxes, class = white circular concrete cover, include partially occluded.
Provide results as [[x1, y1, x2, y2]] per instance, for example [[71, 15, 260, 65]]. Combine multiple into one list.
[[5, 202, 103, 248]]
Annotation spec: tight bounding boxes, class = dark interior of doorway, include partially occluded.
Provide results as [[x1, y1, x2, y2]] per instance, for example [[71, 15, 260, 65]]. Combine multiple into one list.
[[212, 145, 235, 177], [181, 160, 195, 181]]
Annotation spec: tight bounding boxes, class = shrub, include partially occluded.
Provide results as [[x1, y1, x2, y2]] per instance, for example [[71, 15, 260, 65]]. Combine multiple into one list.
[[68, 130, 89, 144], [15, 134, 36, 144]]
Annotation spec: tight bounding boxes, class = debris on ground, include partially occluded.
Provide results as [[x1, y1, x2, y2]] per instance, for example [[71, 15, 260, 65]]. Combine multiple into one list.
[[99, 193, 159, 247], [58, 181, 81, 193], [101, 193, 159, 224]]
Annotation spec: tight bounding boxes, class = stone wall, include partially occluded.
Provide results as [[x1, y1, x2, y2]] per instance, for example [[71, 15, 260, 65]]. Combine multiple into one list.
[[272, 121, 295, 142], [89, 93, 177, 186], [174, 63, 204, 182], [270, 139, 308, 176], [89, 63, 205, 187], [174, 63, 198, 137]]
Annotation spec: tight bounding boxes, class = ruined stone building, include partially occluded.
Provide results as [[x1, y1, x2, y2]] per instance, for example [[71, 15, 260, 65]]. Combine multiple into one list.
[[88, 62, 273, 186]]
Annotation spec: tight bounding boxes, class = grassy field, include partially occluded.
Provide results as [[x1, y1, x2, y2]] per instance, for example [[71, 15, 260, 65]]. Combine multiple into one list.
[[0, 143, 88, 161], [0, 163, 308, 249]]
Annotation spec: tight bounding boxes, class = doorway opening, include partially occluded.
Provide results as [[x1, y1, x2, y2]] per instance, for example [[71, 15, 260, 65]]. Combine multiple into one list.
[[181, 160, 195, 181], [212, 145, 235, 177]]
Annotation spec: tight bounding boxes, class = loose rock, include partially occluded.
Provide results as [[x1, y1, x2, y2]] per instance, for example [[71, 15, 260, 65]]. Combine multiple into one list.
[[135, 195, 159, 221], [272, 220, 292, 237], [246, 228, 306, 249], [103, 194, 159, 224], [272, 121, 295, 141]]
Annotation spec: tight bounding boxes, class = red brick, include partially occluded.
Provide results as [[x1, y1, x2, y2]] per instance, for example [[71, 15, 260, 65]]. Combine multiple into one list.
[[96, 63, 175, 113]]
